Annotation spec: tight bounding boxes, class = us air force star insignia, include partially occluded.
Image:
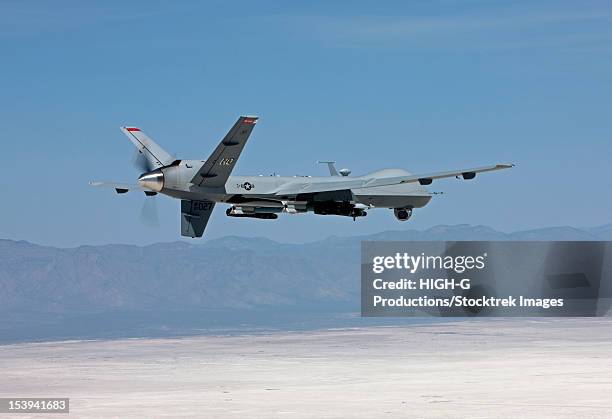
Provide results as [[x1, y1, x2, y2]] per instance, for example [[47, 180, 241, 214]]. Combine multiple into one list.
[[243, 182, 253, 191]]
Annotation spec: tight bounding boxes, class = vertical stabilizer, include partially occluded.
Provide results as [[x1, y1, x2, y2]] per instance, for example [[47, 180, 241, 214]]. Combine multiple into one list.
[[121, 126, 174, 169]]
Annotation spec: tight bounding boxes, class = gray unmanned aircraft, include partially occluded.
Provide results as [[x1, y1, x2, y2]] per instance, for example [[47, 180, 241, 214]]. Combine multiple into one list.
[[91, 116, 513, 238]]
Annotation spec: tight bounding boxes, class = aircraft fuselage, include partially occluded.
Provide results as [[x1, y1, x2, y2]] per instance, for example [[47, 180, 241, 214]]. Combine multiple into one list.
[[157, 160, 432, 210]]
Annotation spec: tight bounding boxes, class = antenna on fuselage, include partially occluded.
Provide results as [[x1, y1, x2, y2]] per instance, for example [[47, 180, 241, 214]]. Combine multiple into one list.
[[318, 161, 339, 176]]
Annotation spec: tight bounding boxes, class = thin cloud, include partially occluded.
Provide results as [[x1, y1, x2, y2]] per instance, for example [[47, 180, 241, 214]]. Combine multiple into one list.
[[0, 2, 183, 37], [276, 8, 612, 51]]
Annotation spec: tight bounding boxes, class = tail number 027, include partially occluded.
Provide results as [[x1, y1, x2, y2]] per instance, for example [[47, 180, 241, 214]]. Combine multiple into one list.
[[192, 201, 213, 211]]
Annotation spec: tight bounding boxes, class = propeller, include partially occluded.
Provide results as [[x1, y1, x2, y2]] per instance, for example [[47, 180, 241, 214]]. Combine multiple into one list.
[[130, 150, 160, 227], [131, 149, 154, 173], [140, 195, 160, 227]]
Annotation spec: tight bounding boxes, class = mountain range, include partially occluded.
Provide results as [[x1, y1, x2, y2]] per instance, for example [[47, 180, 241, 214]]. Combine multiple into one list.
[[1, 224, 611, 342]]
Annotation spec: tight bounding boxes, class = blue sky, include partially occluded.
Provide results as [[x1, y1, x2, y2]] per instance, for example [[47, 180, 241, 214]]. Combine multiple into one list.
[[1, 0, 611, 246]]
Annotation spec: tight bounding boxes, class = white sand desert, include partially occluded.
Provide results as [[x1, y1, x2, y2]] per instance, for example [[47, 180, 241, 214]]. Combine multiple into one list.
[[1, 318, 611, 418]]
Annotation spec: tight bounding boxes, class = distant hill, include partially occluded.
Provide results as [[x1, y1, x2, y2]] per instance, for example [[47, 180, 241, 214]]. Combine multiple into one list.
[[0, 224, 610, 342]]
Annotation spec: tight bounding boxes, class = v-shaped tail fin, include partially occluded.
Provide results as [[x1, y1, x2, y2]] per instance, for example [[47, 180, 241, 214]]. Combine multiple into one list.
[[121, 126, 174, 170]]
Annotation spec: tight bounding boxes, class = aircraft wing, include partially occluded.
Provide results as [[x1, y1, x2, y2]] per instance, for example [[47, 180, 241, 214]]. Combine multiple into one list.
[[191, 116, 258, 188], [272, 164, 514, 196], [89, 181, 145, 194]]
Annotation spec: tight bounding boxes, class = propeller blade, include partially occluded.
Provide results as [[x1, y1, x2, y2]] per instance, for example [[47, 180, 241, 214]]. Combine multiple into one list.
[[140, 196, 159, 227], [131, 150, 153, 173]]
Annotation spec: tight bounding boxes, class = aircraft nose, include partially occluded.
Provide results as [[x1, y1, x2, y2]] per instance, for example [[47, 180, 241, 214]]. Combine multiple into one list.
[[138, 169, 164, 192]]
